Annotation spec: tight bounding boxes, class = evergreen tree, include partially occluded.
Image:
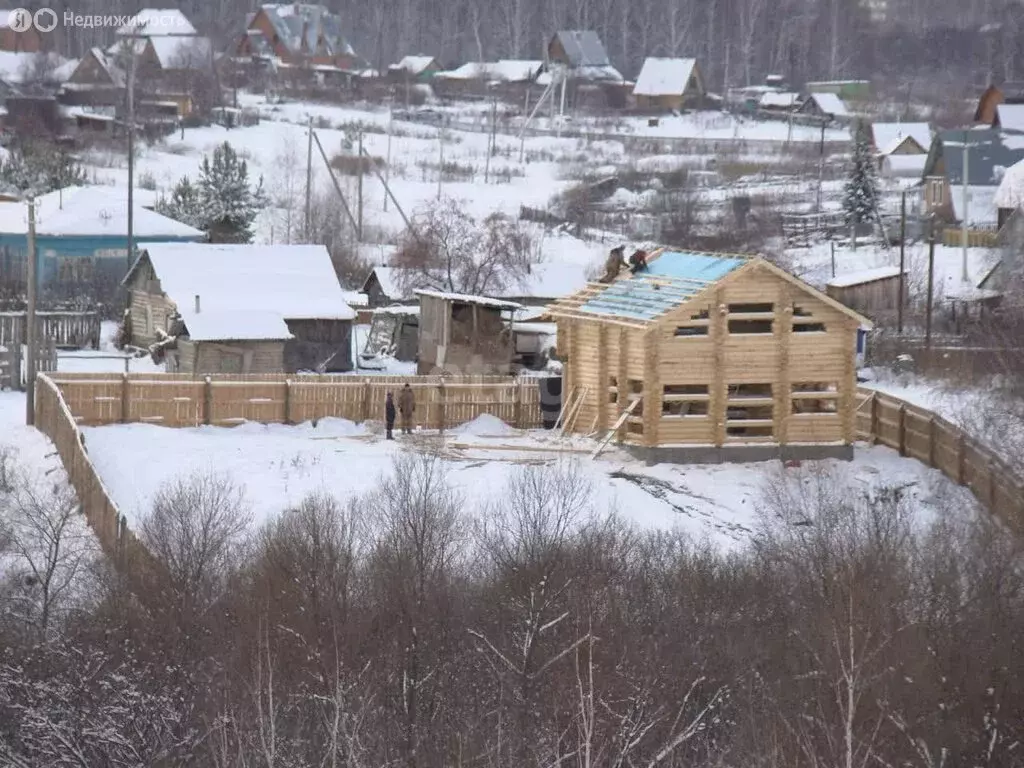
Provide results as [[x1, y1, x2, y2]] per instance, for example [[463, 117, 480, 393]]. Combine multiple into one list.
[[0, 140, 86, 197], [195, 141, 267, 243], [154, 177, 204, 229], [842, 122, 880, 244]]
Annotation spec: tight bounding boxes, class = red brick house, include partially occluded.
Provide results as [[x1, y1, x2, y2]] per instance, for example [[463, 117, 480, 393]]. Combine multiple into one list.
[[0, 13, 42, 53]]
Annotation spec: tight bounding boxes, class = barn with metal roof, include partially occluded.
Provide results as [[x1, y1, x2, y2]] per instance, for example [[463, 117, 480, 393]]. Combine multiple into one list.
[[546, 250, 871, 462]]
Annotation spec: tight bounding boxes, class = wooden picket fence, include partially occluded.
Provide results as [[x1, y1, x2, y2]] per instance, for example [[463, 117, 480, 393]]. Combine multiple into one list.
[[855, 389, 1024, 535], [45, 372, 545, 430], [29, 373, 1024, 576], [0, 311, 102, 349], [0, 339, 58, 391]]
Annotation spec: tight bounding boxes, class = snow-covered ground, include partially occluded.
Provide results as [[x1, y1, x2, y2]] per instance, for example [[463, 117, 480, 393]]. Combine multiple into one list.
[[79, 414, 968, 553]]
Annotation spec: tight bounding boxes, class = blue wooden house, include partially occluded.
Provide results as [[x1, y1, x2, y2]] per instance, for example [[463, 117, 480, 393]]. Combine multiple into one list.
[[0, 185, 204, 303]]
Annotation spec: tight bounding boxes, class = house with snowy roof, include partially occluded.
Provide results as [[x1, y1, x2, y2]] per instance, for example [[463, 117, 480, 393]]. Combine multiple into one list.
[[546, 30, 623, 82], [870, 122, 931, 177], [974, 81, 1024, 126], [0, 185, 204, 302], [387, 55, 441, 83], [433, 60, 543, 97], [921, 129, 1024, 228], [797, 92, 850, 122], [632, 57, 704, 112], [234, 3, 359, 71], [123, 243, 356, 374]]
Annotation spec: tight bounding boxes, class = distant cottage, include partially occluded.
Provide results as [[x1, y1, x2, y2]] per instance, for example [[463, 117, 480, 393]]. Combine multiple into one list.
[[123, 243, 356, 374], [632, 57, 705, 111], [235, 3, 359, 70]]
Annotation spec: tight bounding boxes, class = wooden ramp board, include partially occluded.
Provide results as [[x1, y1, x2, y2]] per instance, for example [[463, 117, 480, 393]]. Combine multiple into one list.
[[591, 397, 642, 459]]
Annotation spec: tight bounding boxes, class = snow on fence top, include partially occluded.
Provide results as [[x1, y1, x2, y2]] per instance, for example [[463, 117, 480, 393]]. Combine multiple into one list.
[[415, 290, 522, 310], [130, 243, 356, 341], [827, 266, 903, 288], [632, 57, 697, 97]]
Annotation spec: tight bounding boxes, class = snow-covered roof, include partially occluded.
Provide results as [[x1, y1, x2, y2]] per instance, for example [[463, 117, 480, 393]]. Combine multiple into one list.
[[436, 60, 543, 83], [78, 47, 126, 87], [373, 304, 419, 316], [117, 8, 197, 36], [0, 52, 71, 85], [881, 154, 927, 177], [364, 266, 408, 300], [552, 30, 611, 68], [0, 186, 203, 238], [342, 290, 368, 307], [994, 157, 1024, 210], [391, 55, 437, 75], [129, 243, 356, 341], [804, 92, 849, 117], [996, 103, 1024, 133], [148, 36, 212, 69], [950, 185, 998, 227], [827, 266, 903, 288], [50, 57, 80, 84], [872, 122, 931, 155], [759, 91, 800, 109], [416, 290, 522, 310], [254, 4, 355, 59], [632, 57, 698, 97]]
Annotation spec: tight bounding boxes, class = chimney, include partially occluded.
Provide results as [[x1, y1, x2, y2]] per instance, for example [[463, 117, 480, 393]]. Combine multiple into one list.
[[194, 295, 200, 314]]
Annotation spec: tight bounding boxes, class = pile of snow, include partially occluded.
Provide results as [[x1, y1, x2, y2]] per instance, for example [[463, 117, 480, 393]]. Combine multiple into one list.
[[452, 413, 516, 437]]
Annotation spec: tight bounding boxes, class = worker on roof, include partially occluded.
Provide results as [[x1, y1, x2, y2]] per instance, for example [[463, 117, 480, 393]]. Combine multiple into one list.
[[629, 249, 648, 274]]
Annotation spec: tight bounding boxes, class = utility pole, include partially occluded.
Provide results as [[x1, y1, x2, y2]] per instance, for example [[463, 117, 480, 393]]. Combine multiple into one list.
[[926, 220, 936, 351], [126, 38, 136, 276], [961, 130, 970, 284], [25, 197, 36, 425], [384, 106, 392, 212], [897, 190, 906, 334], [485, 97, 496, 183], [304, 115, 313, 238], [437, 120, 444, 201], [357, 129, 364, 241]]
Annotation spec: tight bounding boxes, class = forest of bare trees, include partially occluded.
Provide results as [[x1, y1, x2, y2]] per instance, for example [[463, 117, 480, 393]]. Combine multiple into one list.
[[2, 448, 1023, 767], [36, 0, 1024, 97]]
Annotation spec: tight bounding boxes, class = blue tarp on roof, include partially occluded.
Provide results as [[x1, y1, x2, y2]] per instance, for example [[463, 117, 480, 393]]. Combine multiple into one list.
[[578, 251, 747, 321]]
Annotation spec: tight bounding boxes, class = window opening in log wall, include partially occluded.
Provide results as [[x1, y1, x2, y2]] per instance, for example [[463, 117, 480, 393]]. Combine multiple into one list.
[[792, 305, 826, 333], [675, 308, 710, 337], [726, 382, 774, 438], [662, 384, 709, 416], [729, 303, 774, 314], [792, 382, 839, 414], [609, 376, 618, 404]]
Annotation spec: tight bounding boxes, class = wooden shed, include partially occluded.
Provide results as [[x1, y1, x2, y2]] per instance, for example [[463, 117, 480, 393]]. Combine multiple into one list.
[[123, 243, 356, 374], [546, 251, 872, 463], [416, 290, 521, 375], [826, 266, 904, 320]]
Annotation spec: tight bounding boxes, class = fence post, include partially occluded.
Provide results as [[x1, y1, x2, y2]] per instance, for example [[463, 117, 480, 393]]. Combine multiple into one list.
[[361, 380, 371, 423], [120, 372, 129, 423], [438, 380, 446, 433], [928, 417, 936, 467], [870, 394, 879, 444], [957, 433, 967, 484], [514, 380, 523, 429], [284, 379, 292, 425], [897, 405, 906, 456], [203, 376, 212, 425]]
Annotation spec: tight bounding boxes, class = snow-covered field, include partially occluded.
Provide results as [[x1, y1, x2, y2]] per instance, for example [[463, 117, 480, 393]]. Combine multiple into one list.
[[79, 414, 969, 552]]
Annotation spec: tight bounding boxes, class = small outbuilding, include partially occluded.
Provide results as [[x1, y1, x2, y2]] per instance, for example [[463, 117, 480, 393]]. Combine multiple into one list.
[[826, 266, 905, 320], [416, 290, 521, 375], [546, 250, 871, 463], [632, 57, 704, 111], [122, 243, 356, 374], [798, 92, 850, 121], [361, 266, 412, 307]]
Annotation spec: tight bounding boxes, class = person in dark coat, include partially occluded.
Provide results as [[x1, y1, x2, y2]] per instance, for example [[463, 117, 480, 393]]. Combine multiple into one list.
[[385, 392, 396, 440], [398, 383, 415, 434], [629, 249, 648, 274]]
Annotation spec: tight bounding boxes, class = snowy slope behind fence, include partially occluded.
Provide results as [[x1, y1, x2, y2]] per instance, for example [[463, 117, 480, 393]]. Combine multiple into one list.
[[29, 375, 1024, 573]]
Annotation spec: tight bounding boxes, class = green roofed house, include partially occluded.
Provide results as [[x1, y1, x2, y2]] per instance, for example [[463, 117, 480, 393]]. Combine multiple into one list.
[[546, 250, 871, 464], [0, 185, 204, 302]]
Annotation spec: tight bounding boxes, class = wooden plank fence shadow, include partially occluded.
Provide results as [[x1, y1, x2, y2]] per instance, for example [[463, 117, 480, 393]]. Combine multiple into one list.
[[30, 374, 1024, 582]]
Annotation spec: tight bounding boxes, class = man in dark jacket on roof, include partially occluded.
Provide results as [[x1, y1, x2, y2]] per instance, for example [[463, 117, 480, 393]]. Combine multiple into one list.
[[385, 392, 396, 440], [398, 383, 415, 434]]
